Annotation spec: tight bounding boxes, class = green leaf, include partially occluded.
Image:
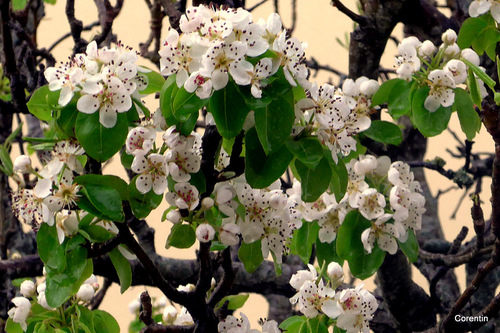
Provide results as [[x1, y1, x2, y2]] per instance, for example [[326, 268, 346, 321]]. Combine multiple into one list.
[[172, 87, 207, 121], [79, 184, 124, 222], [290, 221, 320, 264], [371, 79, 406, 106], [79, 224, 114, 243], [238, 240, 264, 273], [411, 86, 452, 137], [92, 310, 120, 333], [208, 81, 250, 139], [0, 146, 13, 176], [215, 294, 250, 310], [285, 137, 324, 169], [399, 230, 419, 263], [138, 67, 165, 95], [245, 127, 293, 188], [453, 88, 481, 141], [109, 248, 132, 293], [254, 81, 295, 153], [5, 318, 24, 333], [295, 157, 331, 202], [336, 211, 386, 279], [304, 317, 328, 333], [160, 75, 179, 125], [75, 175, 129, 201], [27, 86, 53, 122], [189, 170, 206, 195], [462, 58, 496, 89], [467, 67, 482, 109], [362, 120, 403, 146], [472, 26, 500, 59], [316, 238, 344, 267], [12, 0, 28, 10], [165, 224, 196, 249], [327, 154, 348, 203], [37, 223, 66, 272], [128, 176, 163, 219], [387, 80, 414, 118], [56, 102, 78, 138], [75, 111, 128, 162], [280, 316, 306, 331], [457, 17, 489, 49]]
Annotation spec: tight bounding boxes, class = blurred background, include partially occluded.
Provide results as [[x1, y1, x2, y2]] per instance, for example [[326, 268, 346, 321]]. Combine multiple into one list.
[[30, 0, 493, 330]]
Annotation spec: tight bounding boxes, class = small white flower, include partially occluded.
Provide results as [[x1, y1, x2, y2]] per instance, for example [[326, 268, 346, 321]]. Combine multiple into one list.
[[76, 284, 95, 302], [351, 188, 386, 220], [461, 48, 481, 66], [163, 305, 178, 324], [8, 297, 31, 331], [132, 154, 169, 195], [444, 59, 467, 85], [273, 33, 308, 86], [173, 307, 193, 326], [196, 223, 215, 243], [166, 209, 182, 224], [424, 69, 456, 112], [165, 182, 200, 211], [126, 127, 156, 156], [20, 280, 36, 298], [219, 221, 240, 246], [128, 299, 141, 314], [13, 155, 32, 174], [327, 262, 344, 288], [419, 40, 436, 57], [55, 210, 79, 244], [184, 71, 213, 99], [361, 214, 399, 254]]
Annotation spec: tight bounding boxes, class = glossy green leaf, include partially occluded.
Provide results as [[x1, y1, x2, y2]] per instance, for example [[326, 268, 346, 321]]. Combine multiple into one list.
[[92, 310, 120, 333], [371, 79, 406, 106], [37, 223, 66, 272], [5, 318, 24, 333], [215, 294, 250, 310], [79, 184, 124, 222], [128, 176, 163, 219], [453, 88, 481, 141], [160, 75, 179, 124], [457, 17, 489, 49], [172, 86, 207, 121], [165, 224, 196, 249], [336, 211, 386, 279], [138, 67, 165, 95], [295, 157, 331, 202], [472, 26, 500, 59], [316, 238, 344, 267], [327, 153, 348, 203], [280, 316, 306, 332], [285, 137, 324, 169], [467, 67, 482, 109], [208, 81, 250, 138], [109, 248, 132, 293], [26, 86, 53, 122], [254, 80, 295, 154], [411, 86, 452, 137], [75, 175, 129, 201], [387, 79, 414, 119], [362, 120, 403, 145], [462, 58, 496, 89], [245, 127, 293, 189], [75, 111, 128, 162], [238, 240, 264, 273], [398, 229, 419, 263], [56, 102, 78, 138], [290, 221, 320, 264]]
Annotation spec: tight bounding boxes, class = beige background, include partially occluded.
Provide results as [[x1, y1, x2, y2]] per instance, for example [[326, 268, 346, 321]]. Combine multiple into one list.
[[31, 0, 493, 330]]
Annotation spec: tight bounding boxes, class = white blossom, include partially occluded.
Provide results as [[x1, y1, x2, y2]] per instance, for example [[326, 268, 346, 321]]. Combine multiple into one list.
[[8, 297, 31, 331], [13, 155, 32, 174], [132, 154, 169, 195], [20, 280, 36, 298], [196, 223, 215, 242]]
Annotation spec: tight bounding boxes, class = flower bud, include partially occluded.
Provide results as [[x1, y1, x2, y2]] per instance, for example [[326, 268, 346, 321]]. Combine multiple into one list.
[[128, 299, 141, 313], [163, 305, 178, 324], [443, 43, 460, 59], [442, 29, 457, 45], [20, 280, 36, 298], [84, 274, 98, 286], [461, 48, 480, 66], [219, 222, 240, 246], [37, 282, 46, 294], [157, 297, 168, 308], [359, 80, 379, 97], [13, 155, 32, 174], [76, 284, 95, 302], [166, 210, 181, 224], [38, 291, 53, 310], [196, 223, 215, 243], [201, 197, 214, 210], [419, 40, 436, 57], [327, 262, 344, 287], [177, 283, 195, 292]]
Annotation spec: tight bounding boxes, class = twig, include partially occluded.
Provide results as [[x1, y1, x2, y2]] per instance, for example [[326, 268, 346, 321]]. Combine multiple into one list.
[[208, 247, 236, 307], [450, 188, 469, 220], [288, 0, 297, 35], [48, 22, 99, 52], [330, 0, 368, 25], [248, 0, 268, 12], [65, 0, 87, 54], [93, 0, 124, 45], [471, 194, 485, 250], [140, 291, 155, 326], [304, 57, 347, 79], [194, 242, 213, 299]]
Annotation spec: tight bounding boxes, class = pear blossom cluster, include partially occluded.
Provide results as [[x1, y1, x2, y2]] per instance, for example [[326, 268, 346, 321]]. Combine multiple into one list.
[[44, 40, 147, 128], [159, 5, 308, 99], [289, 262, 377, 332], [8, 275, 100, 330], [11, 142, 83, 237], [393, 30, 486, 112], [469, 0, 500, 22], [295, 77, 379, 162]]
